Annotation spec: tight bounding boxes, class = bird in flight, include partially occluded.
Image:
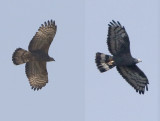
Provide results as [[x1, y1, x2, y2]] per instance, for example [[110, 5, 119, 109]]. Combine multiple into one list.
[[12, 20, 57, 90], [95, 20, 149, 94]]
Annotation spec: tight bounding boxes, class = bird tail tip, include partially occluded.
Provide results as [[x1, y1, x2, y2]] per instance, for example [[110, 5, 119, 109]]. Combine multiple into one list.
[[12, 48, 30, 65]]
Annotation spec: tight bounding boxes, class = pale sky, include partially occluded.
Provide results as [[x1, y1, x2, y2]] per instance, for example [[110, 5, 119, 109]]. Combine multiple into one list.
[[0, 0, 159, 121]]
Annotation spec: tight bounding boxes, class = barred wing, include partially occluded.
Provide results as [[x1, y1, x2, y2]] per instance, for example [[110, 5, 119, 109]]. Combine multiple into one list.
[[28, 20, 57, 54], [116, 65, 149, 94], [25, 61, 48, 90], [107, 20, 131, 56]]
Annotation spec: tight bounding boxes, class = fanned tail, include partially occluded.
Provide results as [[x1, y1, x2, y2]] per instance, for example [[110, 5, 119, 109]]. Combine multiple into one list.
[[95, 52, 115, 72], [12, 48, 31, 65]]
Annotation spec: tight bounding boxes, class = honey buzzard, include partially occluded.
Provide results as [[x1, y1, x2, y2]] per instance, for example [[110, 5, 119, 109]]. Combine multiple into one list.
[[12, 20, 57, 90], [95, 20, 149, 94]]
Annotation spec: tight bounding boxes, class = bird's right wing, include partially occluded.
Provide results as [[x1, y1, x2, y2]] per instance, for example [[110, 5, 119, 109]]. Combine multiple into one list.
[[116, 65, 149, 94], [25, 61, 48, 90]]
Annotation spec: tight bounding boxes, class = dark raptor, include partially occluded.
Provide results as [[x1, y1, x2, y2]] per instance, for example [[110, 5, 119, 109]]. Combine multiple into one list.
[[95, 20, 149, 94]]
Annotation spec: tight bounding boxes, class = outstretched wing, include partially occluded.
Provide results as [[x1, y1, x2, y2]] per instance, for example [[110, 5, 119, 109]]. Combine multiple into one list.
[[116, 65, 149, 94], [25, 61, 48, 90], [107, 20, 131, 56], [28, 20, 57, 54]]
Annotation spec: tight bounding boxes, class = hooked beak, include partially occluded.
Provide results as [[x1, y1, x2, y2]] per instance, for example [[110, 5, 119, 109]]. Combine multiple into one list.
[[50, 57, 55, 61], [137, 59, 142, 62]]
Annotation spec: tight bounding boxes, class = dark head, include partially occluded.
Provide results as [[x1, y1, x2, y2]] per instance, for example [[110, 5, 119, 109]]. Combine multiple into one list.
[[133, 58, 142, 64]]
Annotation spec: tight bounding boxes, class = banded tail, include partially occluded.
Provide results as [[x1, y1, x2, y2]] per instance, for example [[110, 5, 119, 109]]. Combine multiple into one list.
[[12, 48, 31, 65], [95, 52, 115, 72]]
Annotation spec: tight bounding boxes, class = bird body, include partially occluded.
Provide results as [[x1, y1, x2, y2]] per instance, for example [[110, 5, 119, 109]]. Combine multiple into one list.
[[113, 55, 136, 66], [13, 48, 54, 65]]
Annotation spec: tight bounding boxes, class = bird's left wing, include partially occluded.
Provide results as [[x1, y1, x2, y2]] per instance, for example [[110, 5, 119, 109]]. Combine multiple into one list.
[[28, 20, 57, 54], [107, 20, 131, 56], [116, 65, 149, 94], [25, 61, 48, 90]]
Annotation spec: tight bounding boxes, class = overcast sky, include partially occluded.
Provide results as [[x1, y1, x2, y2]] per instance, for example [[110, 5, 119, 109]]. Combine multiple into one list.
[[0, 0, 159, 121]]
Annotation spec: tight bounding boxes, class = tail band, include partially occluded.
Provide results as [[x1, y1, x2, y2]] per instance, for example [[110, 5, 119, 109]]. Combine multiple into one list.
[[95, 52, 115, 72], [12, 48, 31, 65]]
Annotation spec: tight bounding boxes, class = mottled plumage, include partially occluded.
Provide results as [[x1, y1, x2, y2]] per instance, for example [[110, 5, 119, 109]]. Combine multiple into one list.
[[95, 20, 149, 94], [12, 20, 56, 90]]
